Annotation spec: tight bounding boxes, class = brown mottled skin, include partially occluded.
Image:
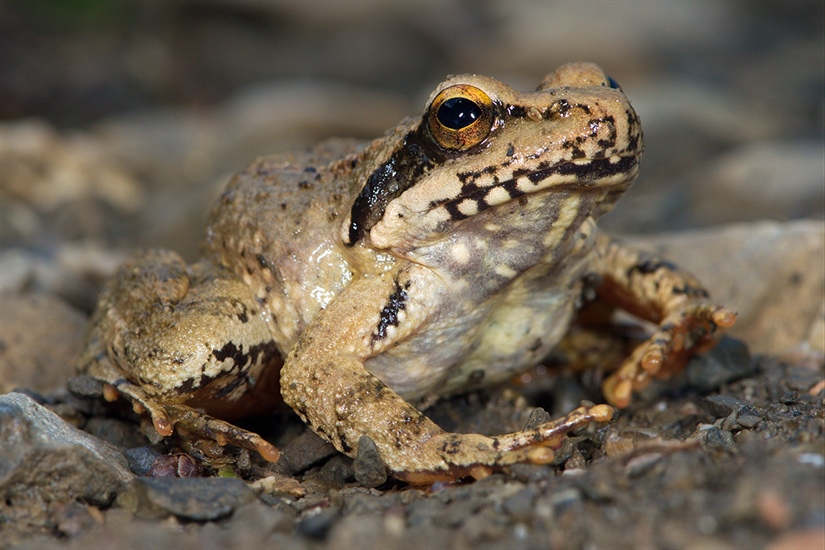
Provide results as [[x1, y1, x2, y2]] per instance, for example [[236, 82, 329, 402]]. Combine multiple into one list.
[[76, 63, 735, 482]]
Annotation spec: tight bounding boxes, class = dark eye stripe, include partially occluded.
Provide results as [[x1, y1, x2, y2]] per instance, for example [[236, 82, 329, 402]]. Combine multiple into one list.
[[347, 130, 438, 245]]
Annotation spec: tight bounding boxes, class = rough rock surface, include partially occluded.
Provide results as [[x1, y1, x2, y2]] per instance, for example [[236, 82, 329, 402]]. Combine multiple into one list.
[[630, 220, 825, 356], [0, 392, 134, 542], [0, 294, 88, 394]]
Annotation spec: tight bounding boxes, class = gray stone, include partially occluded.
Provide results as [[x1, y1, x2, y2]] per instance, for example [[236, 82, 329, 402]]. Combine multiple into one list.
[[734, 411, 762, 430], [0, 392, 134, 536], [548, 487, 584, 514], [271, 429, 338, 476], [353, 435, 387, 488], [522, 407, 553, 430], [117, 477, 257, 521], [296, 505, 340, 540], [630, 221, 825, 355], [638, 338, 755, 405], [0, 293, 87, 394], [124, 446, 162, 477], [701, 427, 737, 454], [501, 485, 537, 520], [625, 453, 664, 478], [703, 394, 753, 419], [689, 140, 825, 225], [315, 453, 355, 488], [686, 336, 754, 392], [66, 374, 105, 399]]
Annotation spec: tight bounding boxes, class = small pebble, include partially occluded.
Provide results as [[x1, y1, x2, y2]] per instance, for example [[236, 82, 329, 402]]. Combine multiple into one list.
[[549, 487, 583, 514], [702, 426, 737, 454], [523, 407, 553, 430], [121, 477, 256, 521], [125, 447, 161, 476], [297, 506, 340, 540], [625, 453, 663, 478], [353, 435, 388, 488]]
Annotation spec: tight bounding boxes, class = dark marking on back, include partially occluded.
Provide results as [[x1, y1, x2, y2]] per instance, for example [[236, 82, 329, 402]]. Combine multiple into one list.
[[628, 258, 679, 277], [443, 201, 470, 221], [173, 339, 280, 396], [210, 340, 278, 374], [671, 285, 709, 298], [595, 115, 618, 150]]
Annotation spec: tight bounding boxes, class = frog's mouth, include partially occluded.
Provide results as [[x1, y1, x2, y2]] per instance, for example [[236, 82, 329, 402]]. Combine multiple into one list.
[[433, 154, 640, 222]]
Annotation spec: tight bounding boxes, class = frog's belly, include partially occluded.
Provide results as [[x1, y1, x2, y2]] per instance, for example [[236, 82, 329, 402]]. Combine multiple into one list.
[[363, 305, 489, 401], [364, 288, 577, 401], [441, 288, 578, 396]]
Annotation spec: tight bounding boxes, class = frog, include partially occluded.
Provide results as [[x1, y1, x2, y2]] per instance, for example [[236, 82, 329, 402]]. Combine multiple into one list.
[[75, 62, 736, 483]]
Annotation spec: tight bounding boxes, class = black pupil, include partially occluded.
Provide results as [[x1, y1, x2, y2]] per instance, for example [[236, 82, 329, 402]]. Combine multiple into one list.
[[437, 97, 481, 130]]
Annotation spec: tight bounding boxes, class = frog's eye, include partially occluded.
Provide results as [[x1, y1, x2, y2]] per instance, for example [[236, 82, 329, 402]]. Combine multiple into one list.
[[426, 85, 495, 151]]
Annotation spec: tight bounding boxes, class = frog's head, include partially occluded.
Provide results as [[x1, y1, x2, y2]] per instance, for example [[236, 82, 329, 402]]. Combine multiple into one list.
[[343, 62, 643, 260]]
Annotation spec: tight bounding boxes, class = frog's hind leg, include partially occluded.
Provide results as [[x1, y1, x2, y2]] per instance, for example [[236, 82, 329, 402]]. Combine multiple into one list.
[[74, 248, 283, 462]]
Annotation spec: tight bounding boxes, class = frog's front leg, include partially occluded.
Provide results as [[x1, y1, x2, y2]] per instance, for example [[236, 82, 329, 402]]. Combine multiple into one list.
[[593, 234, 737, 408], [280, 276, 612, 483], [75, 249, 282, 462]]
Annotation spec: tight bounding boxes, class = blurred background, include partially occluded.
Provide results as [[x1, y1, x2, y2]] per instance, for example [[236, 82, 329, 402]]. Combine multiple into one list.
[[0, 0, 823, 293]]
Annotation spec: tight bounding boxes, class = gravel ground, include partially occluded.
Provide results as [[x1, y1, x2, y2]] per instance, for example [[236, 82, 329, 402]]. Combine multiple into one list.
[[1, 2, 823, 549]]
